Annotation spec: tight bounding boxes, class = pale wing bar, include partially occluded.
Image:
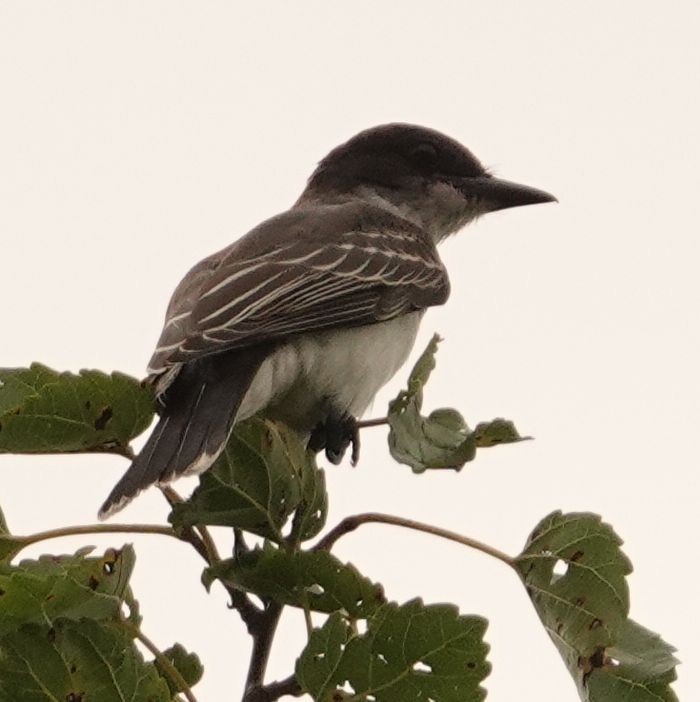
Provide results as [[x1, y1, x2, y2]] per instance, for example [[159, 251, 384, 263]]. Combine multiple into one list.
[[195, 235, 444, 330], [152, 227, 448, 370]]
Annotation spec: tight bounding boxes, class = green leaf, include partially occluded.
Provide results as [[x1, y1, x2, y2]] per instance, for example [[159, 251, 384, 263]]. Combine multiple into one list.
[[0, 533, 27, 563], [170, 417, 327, 542], [586, 620, 678, 701], [290, 454, 328, 543], [0, 536, 24, 563], [0, 546, 135, 635], [387, 335, 528, 473], [0, 506, 25, 563], [473, 418, 530, 447], [123, 586, 143, 627], [0, 364, 154, 454], [154, 642, 204, 696], [295, 613, 351, 700], [296, 600, 490, 701], [0, 619, 171, 702], [515, 511, 678, 701], [205, 543, 386, 619]]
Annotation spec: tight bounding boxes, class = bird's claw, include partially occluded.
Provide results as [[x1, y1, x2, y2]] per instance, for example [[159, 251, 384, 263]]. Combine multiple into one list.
[[308, 412, 360, 466]]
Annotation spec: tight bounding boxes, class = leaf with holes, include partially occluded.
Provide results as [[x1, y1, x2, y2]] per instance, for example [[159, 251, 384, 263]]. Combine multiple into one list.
[[585, 620, 678, 701], [296, 600, 490, 701], [0, 619, 171, 702], [204, 543, 385, 619], [290, 455, 328, 543], [0, 364, 154, 454], [515, 511, 678, 701], [0, 546, 135, 635], [154, 642, 204, 696], [387, 335, 529, 472], [170, 417, 326, 543]]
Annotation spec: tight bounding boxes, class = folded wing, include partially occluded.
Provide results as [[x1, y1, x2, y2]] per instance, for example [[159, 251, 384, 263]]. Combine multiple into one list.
[[147, 203, 450, 376]]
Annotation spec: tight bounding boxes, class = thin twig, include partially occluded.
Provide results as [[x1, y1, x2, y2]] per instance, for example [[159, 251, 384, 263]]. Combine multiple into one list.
[[18, 523, 177, 550], [244, 674, 302, 702], [122, 619, 199, 702], [160, 486, 221, 564], [356, 416, 389, 429], [313, 512, 515, 567], [243, 601, 284, 702], [160, 485, 187, 506], [197, 524, 221, 564], [158, 486, 262, 632], [158, 486, 211, 563], [302, 605, 313, 639]]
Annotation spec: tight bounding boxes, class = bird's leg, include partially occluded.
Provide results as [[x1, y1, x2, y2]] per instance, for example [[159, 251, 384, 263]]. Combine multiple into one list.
[[307, 423, 328, 454], [308, 410, 360, 466]]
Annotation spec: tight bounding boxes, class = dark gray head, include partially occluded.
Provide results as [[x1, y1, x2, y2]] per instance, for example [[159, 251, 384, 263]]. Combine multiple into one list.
[[300, 123, 555, 240]]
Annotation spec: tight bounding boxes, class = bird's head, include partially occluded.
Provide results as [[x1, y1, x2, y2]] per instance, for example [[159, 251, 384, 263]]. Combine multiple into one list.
[[300, 123, 556, 241]]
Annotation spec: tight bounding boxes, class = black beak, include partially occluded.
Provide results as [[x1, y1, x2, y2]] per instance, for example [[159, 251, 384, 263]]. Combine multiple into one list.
[[458, 175, 557, 212]]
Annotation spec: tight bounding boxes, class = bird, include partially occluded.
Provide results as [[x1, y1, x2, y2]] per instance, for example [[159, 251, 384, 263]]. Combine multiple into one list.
[[98, 123, 555, 519]]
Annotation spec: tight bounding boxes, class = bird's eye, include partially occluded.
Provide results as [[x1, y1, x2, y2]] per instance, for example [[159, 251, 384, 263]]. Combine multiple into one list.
[[409, 143, 439, 171]]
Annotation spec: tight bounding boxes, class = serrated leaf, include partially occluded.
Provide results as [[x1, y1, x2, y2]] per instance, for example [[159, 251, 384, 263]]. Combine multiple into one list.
[[516, 511, 678, 701], [154, 642, 204, 696], [295, 613, 352, 699], [0, 364, 154, 454], [290, 456, 328, 543], [0, 546, 135, 635], [387, 335, 528, 472], [0, 619, 171, 701], [170, 417, 327, 542], [123, 586, 143, 627], [206, 543, 385, 619], [296, 600, 490, 702], [586, 619, 679, 701]]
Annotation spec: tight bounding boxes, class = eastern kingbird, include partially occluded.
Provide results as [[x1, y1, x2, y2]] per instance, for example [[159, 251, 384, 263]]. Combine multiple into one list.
[[99, 123, 555, 518]]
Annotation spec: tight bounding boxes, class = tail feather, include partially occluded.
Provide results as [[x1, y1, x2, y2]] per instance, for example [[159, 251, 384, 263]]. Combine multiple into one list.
[[98, 346, 271, 519]]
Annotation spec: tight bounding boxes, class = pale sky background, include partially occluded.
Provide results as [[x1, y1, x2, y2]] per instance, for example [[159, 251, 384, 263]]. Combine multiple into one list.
[[0, 2, 698, 700]]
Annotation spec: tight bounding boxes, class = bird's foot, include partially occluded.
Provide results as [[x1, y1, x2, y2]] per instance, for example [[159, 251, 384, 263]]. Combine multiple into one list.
[[308, 412, 360, 466]]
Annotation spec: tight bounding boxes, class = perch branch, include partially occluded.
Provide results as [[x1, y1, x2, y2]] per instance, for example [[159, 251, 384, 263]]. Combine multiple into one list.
[[356, 416, 389, 429], [314, 512, 514, 567], [242, 601, 285, 702], [159, 486, 262, 632]]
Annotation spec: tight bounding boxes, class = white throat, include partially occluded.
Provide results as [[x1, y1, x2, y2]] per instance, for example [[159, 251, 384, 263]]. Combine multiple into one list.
[[352, 182, 486, 243]]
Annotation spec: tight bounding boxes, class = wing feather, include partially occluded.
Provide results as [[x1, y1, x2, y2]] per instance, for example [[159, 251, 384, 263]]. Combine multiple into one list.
[[147, 204, 449, 375]]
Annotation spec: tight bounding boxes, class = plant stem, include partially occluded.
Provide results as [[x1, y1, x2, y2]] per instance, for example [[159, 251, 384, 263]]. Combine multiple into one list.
[[243, 601, 284, 702], [314, 512, 515, 567], [356, 416, 389, 429], [244, 675, 302, 702], [160, 486, 221, 564], [302, 605, 313, 639], [123, 619, 199, 702], [18, 523, 177, 550], [158, 487, 262, 632], [196, 523, 221, 563]]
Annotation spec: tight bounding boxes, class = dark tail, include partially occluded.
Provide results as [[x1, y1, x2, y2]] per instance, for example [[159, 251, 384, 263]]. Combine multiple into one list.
[[98, 346, 271, 519]]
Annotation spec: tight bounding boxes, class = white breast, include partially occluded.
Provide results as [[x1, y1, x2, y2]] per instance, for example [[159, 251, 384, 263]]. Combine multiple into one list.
[[237, 311, 423, 431]]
